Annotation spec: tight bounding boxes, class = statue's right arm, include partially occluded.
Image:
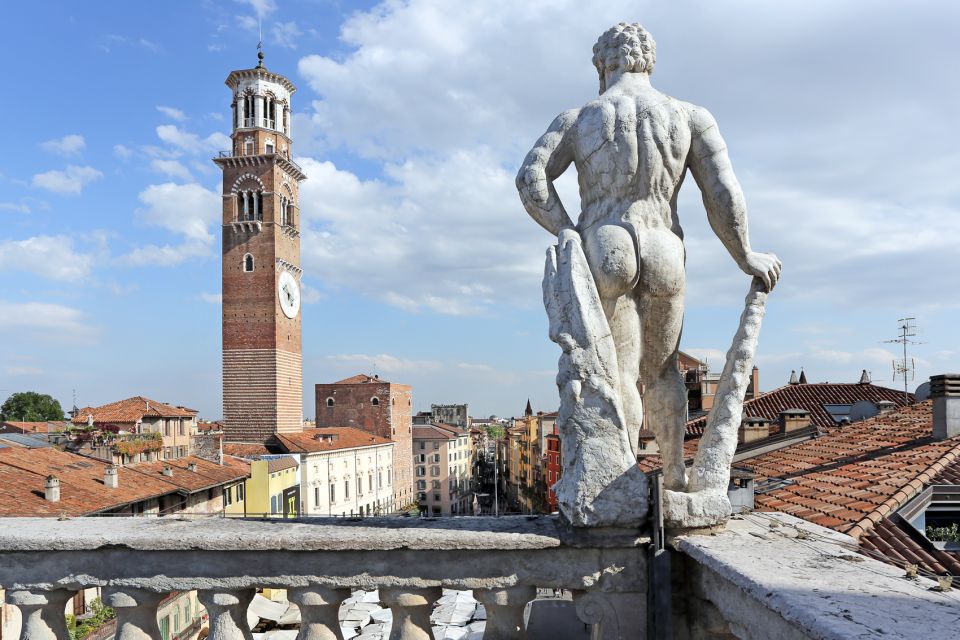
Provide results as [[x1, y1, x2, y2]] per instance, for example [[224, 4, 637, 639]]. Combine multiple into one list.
[[515, 109, 578, 236]]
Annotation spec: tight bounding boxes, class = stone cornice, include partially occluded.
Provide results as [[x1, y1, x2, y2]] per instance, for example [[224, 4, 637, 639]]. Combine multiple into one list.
[[225, 67, 296, 94], [213, 153, 307, 182]]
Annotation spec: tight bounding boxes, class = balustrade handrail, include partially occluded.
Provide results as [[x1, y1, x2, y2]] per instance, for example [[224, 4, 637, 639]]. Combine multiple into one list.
[[215, 150, 304, 175], [0, 516, 646, 640]]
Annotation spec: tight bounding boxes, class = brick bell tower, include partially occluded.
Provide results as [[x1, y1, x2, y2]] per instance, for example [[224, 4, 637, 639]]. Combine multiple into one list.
[[214, 51, 307, 443]]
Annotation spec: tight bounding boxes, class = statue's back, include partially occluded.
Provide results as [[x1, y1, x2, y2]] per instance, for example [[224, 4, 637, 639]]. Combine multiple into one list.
[[573, 88, 692, 230]]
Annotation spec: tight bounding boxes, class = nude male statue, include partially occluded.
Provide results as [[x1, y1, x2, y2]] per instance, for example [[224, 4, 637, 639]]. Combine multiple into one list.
[[517, 23, 781, 492]]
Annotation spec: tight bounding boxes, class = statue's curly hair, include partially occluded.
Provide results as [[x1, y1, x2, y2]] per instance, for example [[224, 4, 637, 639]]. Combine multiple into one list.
[[592, 23, 656, 92]]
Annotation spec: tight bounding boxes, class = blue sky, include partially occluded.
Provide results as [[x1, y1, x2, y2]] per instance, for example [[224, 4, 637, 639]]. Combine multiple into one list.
[[1, 0, 957, 420]]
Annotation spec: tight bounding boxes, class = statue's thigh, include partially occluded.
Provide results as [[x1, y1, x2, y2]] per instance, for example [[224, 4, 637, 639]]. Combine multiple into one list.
[[582, 223, 638, 300]]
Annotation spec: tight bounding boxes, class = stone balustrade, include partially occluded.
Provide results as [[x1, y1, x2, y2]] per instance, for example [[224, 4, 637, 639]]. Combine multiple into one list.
[[0, 516, 648, 640]]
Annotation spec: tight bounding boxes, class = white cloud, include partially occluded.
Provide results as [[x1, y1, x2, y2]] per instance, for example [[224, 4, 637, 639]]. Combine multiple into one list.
[[272, 21, 302, 49], [41, 134, 85, 156], [0, 235, 95, 281], [236, 0, 275, 19], [300, 281, 324, 304], [4, 365, 43, 376], [325, 353, 443, 374], [32, 165, 102, 195], [156, 125, 230, 155], [198, 292, 222, 304], [150, 159, 193, 181], [457, 363, 493, 372], [119, 182, 220, 266], [113, 144, 134, 159], [0, 201, 31, 214], [0, 301, 99, 345], [682, 348, 727, 367], [156, 106, 187, 121]]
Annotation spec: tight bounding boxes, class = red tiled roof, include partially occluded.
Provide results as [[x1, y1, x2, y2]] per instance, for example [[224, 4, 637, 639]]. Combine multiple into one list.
[[223, 443, 272, 457], [685, 383, 911, 437], [263, 457, 298, 473], [0, 447, 178, 516], [197, 420, 223, 432], [861, 518, 960, 580], [274, 428, 393, 453], [743, 402, 960, 538], [332, 374, 387, 384], [413, 425, 457, 440], [72, 396, 196, 425], [2, 421, 64, 434], [128, 456, 249, 493]]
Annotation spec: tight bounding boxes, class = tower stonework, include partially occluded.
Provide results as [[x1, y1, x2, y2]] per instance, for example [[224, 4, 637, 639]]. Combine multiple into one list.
[[215, 53, 307, 443], [315, 375, 416, 511]]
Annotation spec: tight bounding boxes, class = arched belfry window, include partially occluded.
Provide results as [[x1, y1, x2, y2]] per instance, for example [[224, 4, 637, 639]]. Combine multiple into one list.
[[326, 397, 335, 408], [371, 397, 380, 406], [243, 254, 254, 272]]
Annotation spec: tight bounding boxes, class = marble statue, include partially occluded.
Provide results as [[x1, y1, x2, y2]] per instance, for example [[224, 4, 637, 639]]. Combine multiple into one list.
[[517, 23, 780, 528]]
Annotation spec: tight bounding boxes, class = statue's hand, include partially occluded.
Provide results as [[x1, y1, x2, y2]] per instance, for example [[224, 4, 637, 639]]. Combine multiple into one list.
[[739, 251, 782, 292], [557, 226, 581, 247]]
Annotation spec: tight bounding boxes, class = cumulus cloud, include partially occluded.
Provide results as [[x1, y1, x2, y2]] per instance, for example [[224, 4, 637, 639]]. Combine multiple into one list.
[[32, 165, 102, 195], [0, 201, 31, 214], [119, 182, 220, 266], [113, 144, 134, 159], [150, 159, 193, 181], [156, 125, 230, 155], [41, 134, 85, 157], [272, 21, 302, 49], [156, 106, 187, 121], [325, 353, 443, 374], [0, 301, 99, 345], [198, 292, 222, 304], [0, 235, 94, 281]]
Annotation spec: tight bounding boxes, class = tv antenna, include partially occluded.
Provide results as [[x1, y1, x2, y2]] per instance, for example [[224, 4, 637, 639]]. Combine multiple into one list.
[[883, 317, 923, 404]]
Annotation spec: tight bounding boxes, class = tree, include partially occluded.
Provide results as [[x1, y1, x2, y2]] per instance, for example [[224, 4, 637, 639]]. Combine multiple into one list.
[[484, 425, 505, 440], [1, 392, 64, 422]]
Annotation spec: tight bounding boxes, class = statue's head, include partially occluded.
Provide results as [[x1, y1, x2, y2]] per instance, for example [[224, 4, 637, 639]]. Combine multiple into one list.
[[592, 23, 657, 93]]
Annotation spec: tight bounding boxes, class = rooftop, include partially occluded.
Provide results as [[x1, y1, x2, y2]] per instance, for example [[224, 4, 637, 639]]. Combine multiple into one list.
[[686, 381, 911, 437], [1, 421, 65, 434], [274, 427, 393, 453], [72, 396, 197, 425]]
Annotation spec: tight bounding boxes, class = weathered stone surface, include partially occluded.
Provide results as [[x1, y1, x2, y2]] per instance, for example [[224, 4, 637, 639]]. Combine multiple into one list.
[[664, 279, 768, 529], [674, 513, 960, 639], [543, 230, 649, 528], [518, 22, 780, 528]]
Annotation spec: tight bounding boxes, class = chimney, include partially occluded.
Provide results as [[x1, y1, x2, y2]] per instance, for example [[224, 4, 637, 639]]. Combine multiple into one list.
[[44, 476, 61, 502], [187, 462, 198, 472], [876, 400, 895, 414], [778, 408, 811, 434], [162, 466, 174, 477], [931, 374, 960, 440], [104, 465, 119, 488], [798, 369, 808, 385], [789, 370, 799, 385], [87, 414, 94, 427], [749, 366, 760, 399], [859, 369, 871, 384], [739, 417, 770, 444]]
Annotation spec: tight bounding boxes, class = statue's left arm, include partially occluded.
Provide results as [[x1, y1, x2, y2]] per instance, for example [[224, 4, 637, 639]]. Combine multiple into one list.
[[686, 104, 782, 291], [516, 109, 579, 236]]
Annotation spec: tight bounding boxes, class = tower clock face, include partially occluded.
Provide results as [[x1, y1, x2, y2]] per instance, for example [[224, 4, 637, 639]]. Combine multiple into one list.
[[278, 270, 301, 319]]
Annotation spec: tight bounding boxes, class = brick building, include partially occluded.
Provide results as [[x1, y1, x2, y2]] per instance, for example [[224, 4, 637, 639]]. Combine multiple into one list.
[[215, 52, 307, 444], [315, 375, 414, 511]]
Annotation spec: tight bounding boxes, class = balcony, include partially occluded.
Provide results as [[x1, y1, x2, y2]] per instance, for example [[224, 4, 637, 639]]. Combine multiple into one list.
[[0, 513, 955, 640], [216, 150, 304, 179]]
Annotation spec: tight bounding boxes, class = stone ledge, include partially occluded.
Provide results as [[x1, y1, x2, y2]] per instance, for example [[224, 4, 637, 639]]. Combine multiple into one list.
[[674, 512, 960, 640], [0, 515, 647, 552]]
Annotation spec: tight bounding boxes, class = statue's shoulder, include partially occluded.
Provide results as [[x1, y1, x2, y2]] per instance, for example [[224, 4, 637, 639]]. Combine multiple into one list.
[[677, 100, 718, 135]]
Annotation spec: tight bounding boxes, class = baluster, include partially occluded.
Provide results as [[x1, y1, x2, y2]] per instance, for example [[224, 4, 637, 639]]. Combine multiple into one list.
[[6, 589, 73, 640], [380, 587, 441, 640], [287, 586, 350, 640], [196, 589, 255, 640], [103, 588, 165, 640], [474, 586, 535, 639]]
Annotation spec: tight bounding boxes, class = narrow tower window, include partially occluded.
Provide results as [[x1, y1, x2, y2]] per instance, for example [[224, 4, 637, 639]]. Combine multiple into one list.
[[326, 397, 334, 408], [371, 397, 380, 406], [243, 254, 254, 272]]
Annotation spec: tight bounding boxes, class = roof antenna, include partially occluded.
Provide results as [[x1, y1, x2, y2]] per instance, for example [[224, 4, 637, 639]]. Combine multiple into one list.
[[883, 317, 923, 404]]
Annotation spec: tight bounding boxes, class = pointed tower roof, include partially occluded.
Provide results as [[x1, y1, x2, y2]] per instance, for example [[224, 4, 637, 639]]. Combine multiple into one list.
[[859, 369, 871, 384], [799, 369, 808, 384], [524, 399, 533, 416], [789, 370, 799, 385]]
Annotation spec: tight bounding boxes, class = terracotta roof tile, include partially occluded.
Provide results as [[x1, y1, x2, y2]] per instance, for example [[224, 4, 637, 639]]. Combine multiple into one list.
[[274, 428, 393, 453], [686, 383, 911, 437], [861, 518, 960, 582], [72, 396, 196, 425], [128, 456, 249, 493], [332, 374, 387, 385], [2, 421, 66, 434]]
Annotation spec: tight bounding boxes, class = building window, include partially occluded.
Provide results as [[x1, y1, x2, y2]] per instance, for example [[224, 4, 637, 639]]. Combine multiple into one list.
[[237, 484, 245, 501], [266, 142, 275, 154], [326, 397, 334, 408], [271, 495, 278, 514], [417, 480, 426, 490], [314, 487, 320, 506], [368, 473, 373, 492], [243, 254, 254, 272], [433, 442, 440, 450], [329, 483, 336, 503], [387, 468, 392, 485], [344, 479, 350, 499], [224, 487, 233, 506], [431, 466, 440, 477], [419, 442, 425, 450], [356, 476, 362, 497], [371, 397, 380, 406]]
